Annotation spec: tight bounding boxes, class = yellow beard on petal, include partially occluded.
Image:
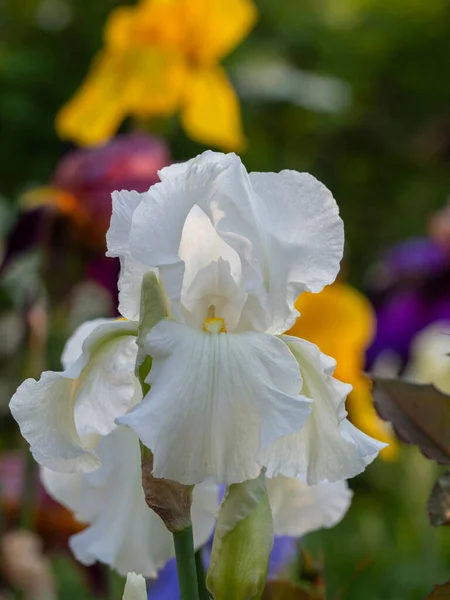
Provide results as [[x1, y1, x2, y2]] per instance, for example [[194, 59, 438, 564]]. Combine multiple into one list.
[[203, 317, 227, 334]]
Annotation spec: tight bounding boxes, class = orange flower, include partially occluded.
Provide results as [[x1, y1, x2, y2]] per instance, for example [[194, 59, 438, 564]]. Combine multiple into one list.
[[56, 0, 257, 150], [287, 283, 397, 460]]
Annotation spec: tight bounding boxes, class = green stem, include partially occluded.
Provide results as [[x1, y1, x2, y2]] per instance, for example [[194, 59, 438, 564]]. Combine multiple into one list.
[[19, 446, 36, 529], [173, 527, 200, 600], [195, 550, 210, 600]]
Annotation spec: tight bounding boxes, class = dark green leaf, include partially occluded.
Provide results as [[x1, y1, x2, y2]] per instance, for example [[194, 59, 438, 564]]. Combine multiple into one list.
[[373, 378, 450, 464]]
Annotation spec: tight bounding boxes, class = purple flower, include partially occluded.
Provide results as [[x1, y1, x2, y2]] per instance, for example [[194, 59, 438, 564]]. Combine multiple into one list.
[[366, 237, 450, 368], [2, 133, 170, 303]]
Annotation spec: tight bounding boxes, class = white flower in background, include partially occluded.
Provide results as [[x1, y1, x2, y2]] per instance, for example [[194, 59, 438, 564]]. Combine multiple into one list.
[[267, 476, 352, 537], [11, 318, 218, 576], [406, 321, 450, 392], [111, 150, 383, 484]]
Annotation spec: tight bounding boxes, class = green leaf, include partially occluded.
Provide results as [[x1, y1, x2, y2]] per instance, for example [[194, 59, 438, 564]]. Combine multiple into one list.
[[206, 471, 274, 600], [425, 580, 450, 599], [373, 378, 450, 464], [428, 471, 450, 526]]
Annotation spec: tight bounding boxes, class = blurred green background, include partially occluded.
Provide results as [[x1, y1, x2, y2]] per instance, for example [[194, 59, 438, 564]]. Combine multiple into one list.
[[2, 0, 450, 281], [1, 1, 450, 599]]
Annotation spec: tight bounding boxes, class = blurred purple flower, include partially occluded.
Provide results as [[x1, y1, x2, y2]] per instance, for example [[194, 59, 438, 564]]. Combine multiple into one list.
[[2, 133, 170, 303], [51, 132, 170, 239], [366, 237, 450, 369]]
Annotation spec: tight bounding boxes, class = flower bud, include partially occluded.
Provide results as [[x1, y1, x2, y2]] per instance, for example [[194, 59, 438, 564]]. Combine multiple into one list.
[[207, 471, 273, 600]]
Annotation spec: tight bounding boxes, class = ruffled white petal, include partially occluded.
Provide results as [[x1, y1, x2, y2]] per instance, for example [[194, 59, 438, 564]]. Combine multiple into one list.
[[61, 318, 112, 369], [262, 336, 385, 484], [10, 320, 139, 473], [118, 320, 311, 484], [72, 320, 141, 438], [127, 151, 344, 333], [106, 190, 150, 320], [123, 573, 147, 600], [249, 171, 344, 332], [266, 476, 352, 537], [129, 152, 262, 324], [41, 427, 218, 577], [11, 372, 100, 473]]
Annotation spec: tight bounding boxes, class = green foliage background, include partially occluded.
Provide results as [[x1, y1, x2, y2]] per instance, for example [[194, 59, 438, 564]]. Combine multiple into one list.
[[1, 1, 450, 599]]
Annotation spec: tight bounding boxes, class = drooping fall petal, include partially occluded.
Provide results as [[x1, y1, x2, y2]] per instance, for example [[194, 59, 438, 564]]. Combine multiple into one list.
[[263, 337, 385, 484], [118, 320, 311, 484], [287, 283, 397, 459]]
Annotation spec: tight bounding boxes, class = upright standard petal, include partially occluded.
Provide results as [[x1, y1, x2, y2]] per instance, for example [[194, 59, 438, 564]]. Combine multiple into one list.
[[128, 151, 344, 333], [266, 476, 352, 537], [118, 320, 311, 484], [10, 319, 139, 473], [41, 427, 218, 577], [106, 190, 150, 320], [262, 337, 385, 484], [249, 171, 344, 332], [128, 151, 261, 321]]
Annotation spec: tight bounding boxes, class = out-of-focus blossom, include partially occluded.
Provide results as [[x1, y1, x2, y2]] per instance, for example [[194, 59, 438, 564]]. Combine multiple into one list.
[[286, 282, 396, 459], [366, 236, 450, 371], [56, 0, 257, 151], [2, 133, 170, 303], [0, 452, 82, 541], [406, 321, 450, 392], [21, 133, 170, 246], [0, 530, 56, 600]]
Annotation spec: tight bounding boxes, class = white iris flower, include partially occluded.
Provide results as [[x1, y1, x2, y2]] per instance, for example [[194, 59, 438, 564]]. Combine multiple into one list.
[[112, 150, 384, 484], [10, 150, 383, 493]]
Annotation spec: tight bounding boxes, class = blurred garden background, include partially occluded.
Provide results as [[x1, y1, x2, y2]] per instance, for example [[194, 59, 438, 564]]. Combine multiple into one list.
[[1, 0, 450, 599]]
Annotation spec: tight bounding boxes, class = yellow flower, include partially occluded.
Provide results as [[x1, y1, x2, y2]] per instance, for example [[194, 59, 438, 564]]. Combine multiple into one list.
[[286, 283, 397, 460], [56, 0, 257, 150]]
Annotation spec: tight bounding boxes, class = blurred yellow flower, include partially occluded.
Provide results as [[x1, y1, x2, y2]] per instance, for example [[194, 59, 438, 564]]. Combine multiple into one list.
[[287, 282, 397, 460], [56, 0, 257, 150]]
